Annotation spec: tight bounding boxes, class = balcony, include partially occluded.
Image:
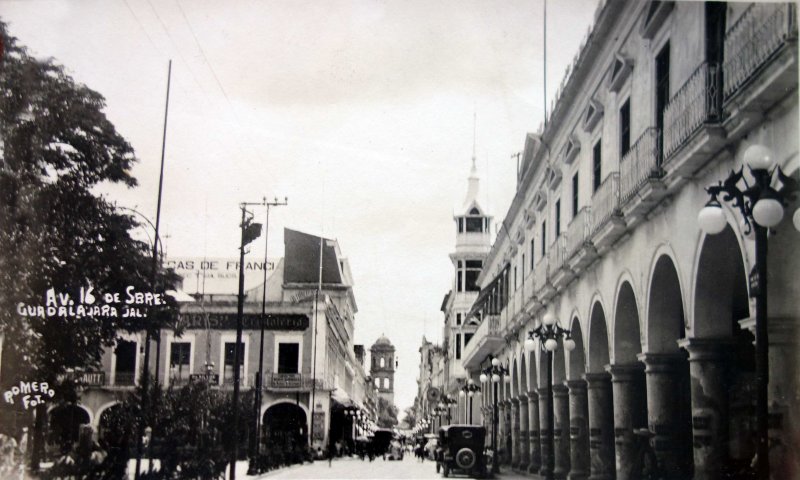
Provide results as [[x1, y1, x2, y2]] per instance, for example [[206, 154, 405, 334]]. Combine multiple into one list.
[[723, 2, 798, 138], [590, 173, 626, 255], [114, 372, 136, 387], [565, 207, 596, 272], [189, 373, 220, 384], [461, 315, 503, 369], [532, 257, 550, 300], [662, 62, 725, 178], [265, 373, 324, 392], [547, 237, 573, 291], [619, 127, 666, 225]]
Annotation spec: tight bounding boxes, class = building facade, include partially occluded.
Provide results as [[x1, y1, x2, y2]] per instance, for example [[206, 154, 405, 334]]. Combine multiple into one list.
[[462, 2, 798, 479], [440, 156, 492, 426], [35, 228, 375, 455]]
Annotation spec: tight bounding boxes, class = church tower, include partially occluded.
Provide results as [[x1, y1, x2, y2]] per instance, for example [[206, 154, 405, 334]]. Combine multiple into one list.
[[369, 335, 395, 405]]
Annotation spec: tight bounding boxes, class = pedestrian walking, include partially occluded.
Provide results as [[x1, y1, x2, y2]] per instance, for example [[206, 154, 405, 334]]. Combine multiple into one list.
[[631, 428, 661, 480]]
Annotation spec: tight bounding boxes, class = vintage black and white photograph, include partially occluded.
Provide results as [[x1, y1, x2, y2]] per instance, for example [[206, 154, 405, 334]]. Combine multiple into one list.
[[0, 1, 798, 479]]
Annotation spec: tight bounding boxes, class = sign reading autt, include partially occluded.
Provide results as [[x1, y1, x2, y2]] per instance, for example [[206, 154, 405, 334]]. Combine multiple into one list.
[[179, 313, 309, 330]]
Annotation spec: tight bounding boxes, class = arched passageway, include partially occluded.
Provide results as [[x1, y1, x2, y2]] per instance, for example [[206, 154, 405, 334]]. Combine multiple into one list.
[[587, 302, 615, 479], [645, 254, 694, 478], [690, 226, 752, 477], [263, 403, 308, 456], [48, 404, 90, 452], [611, 281, 647, 479], [567, 317, 590, 479]]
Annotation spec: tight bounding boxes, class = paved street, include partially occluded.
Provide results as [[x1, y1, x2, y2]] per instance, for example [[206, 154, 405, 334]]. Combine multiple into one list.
[[250, 455, 528, 479]]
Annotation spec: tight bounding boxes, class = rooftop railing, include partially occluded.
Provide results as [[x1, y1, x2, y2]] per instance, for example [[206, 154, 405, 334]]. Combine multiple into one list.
[[723, 2, 797, 100], [620, 127, 662, 205]]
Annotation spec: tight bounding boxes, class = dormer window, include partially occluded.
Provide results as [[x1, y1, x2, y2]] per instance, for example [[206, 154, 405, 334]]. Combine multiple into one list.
[[563, 135, 581, 165], [641, 1, 674, 40], [608, 54, 633, 93], [582, 99, 604, 132]]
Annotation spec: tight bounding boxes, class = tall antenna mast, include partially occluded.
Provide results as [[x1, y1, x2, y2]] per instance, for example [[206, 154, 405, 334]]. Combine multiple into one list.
[[543, 0, 548, 128]]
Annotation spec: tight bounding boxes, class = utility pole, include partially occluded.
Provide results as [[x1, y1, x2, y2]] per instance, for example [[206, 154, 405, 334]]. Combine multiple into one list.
[[249, 196, 287, 475], [229, 201, 263, 480]]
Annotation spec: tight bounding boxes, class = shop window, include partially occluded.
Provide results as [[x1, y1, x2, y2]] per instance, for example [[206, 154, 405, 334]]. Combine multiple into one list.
[[169, 342, 191, 384], [223, 342, 245, 385]]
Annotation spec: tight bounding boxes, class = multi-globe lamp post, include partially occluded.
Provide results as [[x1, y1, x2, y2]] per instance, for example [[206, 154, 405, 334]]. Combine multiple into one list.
[[480, 355, 509, 474], [697, 144, 799, 480], [459, 379, 481, 424], [525, 313, 576, 480]]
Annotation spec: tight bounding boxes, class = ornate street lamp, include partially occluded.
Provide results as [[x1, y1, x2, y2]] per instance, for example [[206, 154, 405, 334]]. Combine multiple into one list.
[[459, 379, 481, 424], [698, 144, 799, 480], [481, 355, 509, 474], [526, 312, 576, 480]]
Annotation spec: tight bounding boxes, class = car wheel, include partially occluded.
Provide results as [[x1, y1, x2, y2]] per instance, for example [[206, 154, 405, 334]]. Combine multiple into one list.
[[455, 448, 476, 470]]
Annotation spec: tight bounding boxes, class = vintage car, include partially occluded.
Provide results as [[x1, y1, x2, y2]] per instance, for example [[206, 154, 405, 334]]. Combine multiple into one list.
[[435, 425, 488, 478]]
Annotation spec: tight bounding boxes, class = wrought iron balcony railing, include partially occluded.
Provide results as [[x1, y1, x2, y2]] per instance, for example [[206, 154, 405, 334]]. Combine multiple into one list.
[[723, 2, 797, 100], [620, 127, 662, 205], [591, 173, 620, 235], [566, 207, 591, 257], [114, 372, 136, 386], [546, 237, 568, 275], [533, 258, 547, 295], [266, 373, 324, 391], [663, 62, 722, 160]]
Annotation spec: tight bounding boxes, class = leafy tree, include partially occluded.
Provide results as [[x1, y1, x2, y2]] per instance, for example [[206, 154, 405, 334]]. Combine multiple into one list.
[[377, 397, 398, 428], [402, 405, 417, 429], [0, 21, 178, 468]]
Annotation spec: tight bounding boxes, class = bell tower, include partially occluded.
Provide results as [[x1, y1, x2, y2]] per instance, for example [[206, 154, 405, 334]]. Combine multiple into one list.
[[369, 335, 395, 405]]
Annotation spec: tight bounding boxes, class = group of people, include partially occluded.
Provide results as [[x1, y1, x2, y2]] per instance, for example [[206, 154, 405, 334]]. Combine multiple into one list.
[[0, 429, 26, 478]]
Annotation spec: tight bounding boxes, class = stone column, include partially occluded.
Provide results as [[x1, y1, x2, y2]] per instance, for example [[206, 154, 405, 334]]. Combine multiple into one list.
[[504, 400, 513, 466], [638, 352, 692, 478], [553, 384, 571, 479], [607, 363, 646, 480], [538, 387, 553, 477], [511, 398, 520, 469], [495, 399, 506, 465], [678, 338, 731, 480], [528, 391, 542, 473], [519, 394, 530, 470], [566, 379, 590, 480], [585, 372, 614, 480]]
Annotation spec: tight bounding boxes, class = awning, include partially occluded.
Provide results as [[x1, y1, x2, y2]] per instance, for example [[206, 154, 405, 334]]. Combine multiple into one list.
[[331, 387, 354, 408], [166, 289, 195, 303]]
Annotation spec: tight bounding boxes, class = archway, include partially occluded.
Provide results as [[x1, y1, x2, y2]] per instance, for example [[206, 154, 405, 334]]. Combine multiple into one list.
[[263, 403, 308, 455], [48, 404, 90, 451], [612, 281, 647, 479], [691, 226, 752, 475], [586, 301, 615, 479], [567, 316, 590, 478], [646, 254, 693, 477]]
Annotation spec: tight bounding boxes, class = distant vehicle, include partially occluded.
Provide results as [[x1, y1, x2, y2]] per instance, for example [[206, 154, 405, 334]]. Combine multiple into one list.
[[436, 425, 488, 478], [387, 439, 404, 460], [372, 428, 394, 456]]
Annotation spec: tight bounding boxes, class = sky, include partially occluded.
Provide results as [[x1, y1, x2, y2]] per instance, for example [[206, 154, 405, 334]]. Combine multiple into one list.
[[1, 0, 600, 414]]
